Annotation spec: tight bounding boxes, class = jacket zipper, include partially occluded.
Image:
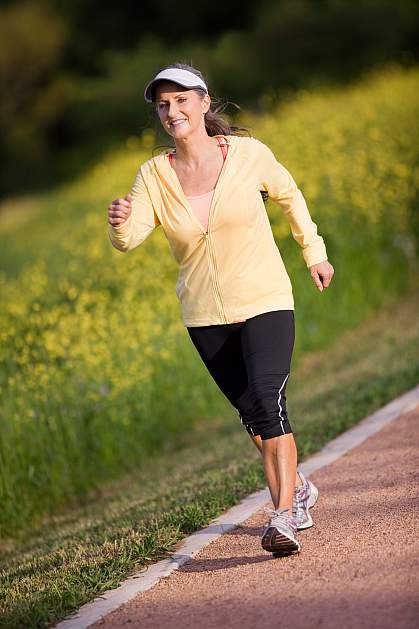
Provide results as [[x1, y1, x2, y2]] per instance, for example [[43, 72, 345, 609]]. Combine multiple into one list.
[[205, 233, 228, 323], [169, 135, 231, 324], [205, 136, 229, 323]]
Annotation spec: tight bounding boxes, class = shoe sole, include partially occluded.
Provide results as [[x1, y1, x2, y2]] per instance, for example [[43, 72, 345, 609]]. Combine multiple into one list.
[[261, 526, 301, 556]]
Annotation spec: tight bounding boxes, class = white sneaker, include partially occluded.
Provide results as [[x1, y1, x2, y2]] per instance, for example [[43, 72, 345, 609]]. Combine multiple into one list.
[[261, 507, 301, 556], [293, 470, 319, 530]]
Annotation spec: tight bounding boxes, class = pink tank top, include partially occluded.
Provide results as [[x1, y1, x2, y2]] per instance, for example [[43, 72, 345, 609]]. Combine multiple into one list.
[[168, 136, 229, 233]]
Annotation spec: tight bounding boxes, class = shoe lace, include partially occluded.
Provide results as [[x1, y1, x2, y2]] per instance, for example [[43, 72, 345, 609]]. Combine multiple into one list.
[[263, 506, 297, 531], [292, 482, 309, 518], [294, 481, 308, 501]]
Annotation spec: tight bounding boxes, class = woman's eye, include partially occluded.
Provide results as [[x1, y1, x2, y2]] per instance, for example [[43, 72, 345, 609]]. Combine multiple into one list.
[[158, 99, 186, 108]]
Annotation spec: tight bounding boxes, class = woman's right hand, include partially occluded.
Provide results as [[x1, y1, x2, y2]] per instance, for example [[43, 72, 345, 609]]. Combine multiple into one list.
[[108, 192, 132, 227]]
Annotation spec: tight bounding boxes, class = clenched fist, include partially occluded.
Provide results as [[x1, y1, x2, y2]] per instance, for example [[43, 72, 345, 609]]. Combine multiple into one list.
[[108, 193, 133, 227], [309, 259, 334, 292]]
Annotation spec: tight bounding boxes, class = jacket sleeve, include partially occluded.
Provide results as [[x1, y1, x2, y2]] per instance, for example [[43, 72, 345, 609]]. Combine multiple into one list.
[[255, 138, 328, 268], [108, 166, 161, 252]]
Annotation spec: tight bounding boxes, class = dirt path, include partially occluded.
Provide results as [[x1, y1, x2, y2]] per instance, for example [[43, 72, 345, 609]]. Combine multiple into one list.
[[93, 405, 419, 629]]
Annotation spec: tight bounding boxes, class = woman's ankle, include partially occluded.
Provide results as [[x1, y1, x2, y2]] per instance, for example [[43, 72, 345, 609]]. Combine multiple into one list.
[[295, 470, 303, 487]]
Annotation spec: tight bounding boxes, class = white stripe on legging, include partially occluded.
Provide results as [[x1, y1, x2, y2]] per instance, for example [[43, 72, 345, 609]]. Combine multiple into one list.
[[277, 373, 290, 435]]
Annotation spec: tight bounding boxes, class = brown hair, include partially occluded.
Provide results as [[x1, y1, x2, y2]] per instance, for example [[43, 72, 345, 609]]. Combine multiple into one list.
[[147, 61, 268, 202]]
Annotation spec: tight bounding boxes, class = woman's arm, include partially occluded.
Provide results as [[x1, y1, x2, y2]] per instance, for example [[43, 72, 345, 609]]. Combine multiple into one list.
[[108, 167, 160, 252], [254, 138, 328, 269]]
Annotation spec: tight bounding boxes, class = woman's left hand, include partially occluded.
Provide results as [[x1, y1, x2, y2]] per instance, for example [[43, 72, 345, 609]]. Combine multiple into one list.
[[309, 259, 334, 292]]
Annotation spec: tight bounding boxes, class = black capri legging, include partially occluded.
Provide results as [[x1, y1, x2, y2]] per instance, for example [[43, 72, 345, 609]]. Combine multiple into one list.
[[187, 309, 295, 440]]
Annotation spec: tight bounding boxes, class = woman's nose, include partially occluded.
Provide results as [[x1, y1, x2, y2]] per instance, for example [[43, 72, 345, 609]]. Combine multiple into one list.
[[168, 103, 180, 117]]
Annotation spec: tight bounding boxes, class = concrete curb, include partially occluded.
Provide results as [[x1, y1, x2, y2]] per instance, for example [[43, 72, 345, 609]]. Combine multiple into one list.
[[54, 383, 419, 629]]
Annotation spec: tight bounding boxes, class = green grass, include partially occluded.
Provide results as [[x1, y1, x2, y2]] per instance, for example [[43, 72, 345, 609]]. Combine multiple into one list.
[[1, 288, 418, 628]]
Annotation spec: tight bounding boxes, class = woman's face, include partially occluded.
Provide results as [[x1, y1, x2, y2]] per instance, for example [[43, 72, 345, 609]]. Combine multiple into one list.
[[154, 80, 210, 139]]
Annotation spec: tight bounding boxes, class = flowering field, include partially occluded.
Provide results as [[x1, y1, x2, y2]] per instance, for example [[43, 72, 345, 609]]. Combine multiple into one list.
[[0, 63, 417, 535]]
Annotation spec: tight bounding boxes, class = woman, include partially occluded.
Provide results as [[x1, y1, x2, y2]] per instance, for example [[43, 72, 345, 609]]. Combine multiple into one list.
[[107, 62, 334, 557]]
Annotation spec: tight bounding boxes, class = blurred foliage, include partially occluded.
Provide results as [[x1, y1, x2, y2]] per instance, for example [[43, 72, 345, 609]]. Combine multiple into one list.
[[0, 64, 417, 533], [0, 0, 418, 197]]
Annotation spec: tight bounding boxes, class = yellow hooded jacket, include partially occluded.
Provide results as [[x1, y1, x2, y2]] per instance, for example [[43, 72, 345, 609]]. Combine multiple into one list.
[[108, 134, 328, 327]]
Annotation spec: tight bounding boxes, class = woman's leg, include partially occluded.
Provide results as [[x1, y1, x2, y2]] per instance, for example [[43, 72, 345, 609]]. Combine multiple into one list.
[[261, 434, 297, 513], [249, 433, 303, 508], [187, 313, 300, 515], [240, 310, 297, 515], [186, 320, 250, 426]]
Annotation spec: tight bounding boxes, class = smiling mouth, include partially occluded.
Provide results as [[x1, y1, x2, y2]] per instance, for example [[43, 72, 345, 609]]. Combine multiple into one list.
[[170, 119, 187, 127]]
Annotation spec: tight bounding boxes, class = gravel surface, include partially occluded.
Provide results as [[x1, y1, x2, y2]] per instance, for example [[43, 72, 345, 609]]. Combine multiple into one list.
[[93, 405, 419, 629]]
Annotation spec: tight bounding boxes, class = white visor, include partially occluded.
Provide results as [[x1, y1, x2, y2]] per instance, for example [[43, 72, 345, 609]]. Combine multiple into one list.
[[144, 68, 208, 103]]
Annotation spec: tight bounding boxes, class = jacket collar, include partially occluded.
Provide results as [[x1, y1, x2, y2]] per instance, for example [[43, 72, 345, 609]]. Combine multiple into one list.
[[151, 134, 236, 213]]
